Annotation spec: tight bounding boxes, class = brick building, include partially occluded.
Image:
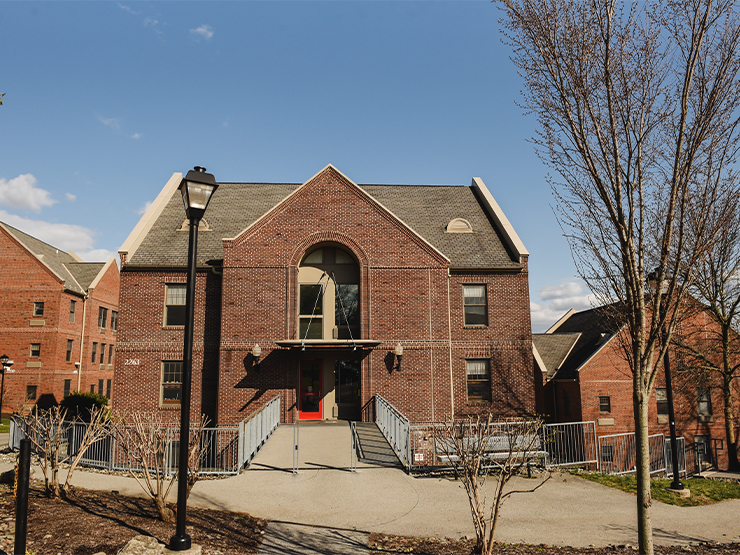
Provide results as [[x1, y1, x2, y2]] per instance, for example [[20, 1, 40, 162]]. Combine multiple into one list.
[[534, 304, 740, 470], [0, 222, 119, 416], [114, 165, 535, 426]]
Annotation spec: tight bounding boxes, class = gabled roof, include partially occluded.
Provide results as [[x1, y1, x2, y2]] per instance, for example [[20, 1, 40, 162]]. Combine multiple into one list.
[[542, 305, 625, 380], [0, 222, 111, 296], [532, 332, 581, 380], [121, 166, 526, 270]]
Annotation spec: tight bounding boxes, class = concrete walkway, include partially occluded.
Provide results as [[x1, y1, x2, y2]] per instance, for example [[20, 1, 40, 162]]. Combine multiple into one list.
[[3, 423, 740, 551]]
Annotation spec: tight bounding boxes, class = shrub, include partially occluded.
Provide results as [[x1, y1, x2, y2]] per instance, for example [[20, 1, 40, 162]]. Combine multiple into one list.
[[60, 392, 109, 422]]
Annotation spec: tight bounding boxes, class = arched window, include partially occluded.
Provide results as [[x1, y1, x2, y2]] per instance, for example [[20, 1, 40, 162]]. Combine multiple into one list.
[[298, 246, 360, 340]]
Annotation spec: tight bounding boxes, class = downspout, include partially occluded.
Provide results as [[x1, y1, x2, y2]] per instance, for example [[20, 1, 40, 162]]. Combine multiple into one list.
[[447, 269, 454, 419], [428, 268, 435, 422], [77, 293, 89, 392]]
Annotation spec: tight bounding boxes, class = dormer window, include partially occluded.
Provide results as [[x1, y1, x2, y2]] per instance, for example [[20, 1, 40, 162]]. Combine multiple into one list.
[[446, 218, 473, 233]]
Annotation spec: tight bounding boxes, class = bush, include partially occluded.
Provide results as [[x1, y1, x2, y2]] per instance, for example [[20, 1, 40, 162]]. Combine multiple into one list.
[[60, 392, 109, 422]]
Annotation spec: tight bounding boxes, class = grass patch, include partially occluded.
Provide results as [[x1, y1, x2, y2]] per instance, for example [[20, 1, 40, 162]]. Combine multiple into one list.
[[575, 472, 740, 506], [0, 418, 9, 434]]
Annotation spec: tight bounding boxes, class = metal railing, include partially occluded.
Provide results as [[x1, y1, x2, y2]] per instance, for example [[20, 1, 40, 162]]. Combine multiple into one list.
[[542, 421, 598, 468], [596, 432, 684, 476], [375, 395, 410, 468], [237, 395, 281, 471], [350, 421, 358, 472]]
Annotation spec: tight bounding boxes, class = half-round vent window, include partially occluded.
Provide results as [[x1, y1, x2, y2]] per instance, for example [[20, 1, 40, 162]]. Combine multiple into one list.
[[446, 218, 473, 233], [177, 218, 212, 231]]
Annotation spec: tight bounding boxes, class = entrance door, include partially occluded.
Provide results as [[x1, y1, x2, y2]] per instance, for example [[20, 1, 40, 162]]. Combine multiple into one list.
[[335, 360, 361, 420], [299, 360, 323, 420]]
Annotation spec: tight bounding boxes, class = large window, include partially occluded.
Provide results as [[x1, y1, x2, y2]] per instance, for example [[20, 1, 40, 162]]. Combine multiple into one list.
[[161, 361, 183, 406], [165, 284, 187, 326], [463, 285, 487, 326], [698, 387, 712, 416], [98, 307, 108, 329], [466, 359, 491, 402], [298, 246, 360, 340]]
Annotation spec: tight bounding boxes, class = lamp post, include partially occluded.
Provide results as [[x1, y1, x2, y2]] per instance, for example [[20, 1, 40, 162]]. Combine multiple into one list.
[[650, 274, 684, 491], [0, 354, 11, 424], [169, 166, 219, 552]]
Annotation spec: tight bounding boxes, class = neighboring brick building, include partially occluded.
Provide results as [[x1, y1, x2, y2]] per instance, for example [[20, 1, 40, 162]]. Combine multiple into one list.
[[534, 304, 740, 470], [114, 165, 535, 426], [0, 222, 120, 416]]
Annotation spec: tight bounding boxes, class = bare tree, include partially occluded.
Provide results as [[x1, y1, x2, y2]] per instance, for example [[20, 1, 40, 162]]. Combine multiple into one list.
[[13, 405, 113, 499], [435, 415, 549, 555], [496, 1, 740, 553], [115, 412, 210, 522], [674, 187, 740, 470]]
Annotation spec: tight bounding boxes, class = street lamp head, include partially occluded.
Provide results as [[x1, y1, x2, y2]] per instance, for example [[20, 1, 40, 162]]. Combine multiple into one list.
[[0, 354, 8, 367], [179, 166, 219, 220]]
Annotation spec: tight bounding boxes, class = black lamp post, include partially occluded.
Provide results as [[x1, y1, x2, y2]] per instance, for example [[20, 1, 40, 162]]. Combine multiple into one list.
[[0, 354, 10, 424], [169, 166, 218, 552], [651, 274, 684, 491]]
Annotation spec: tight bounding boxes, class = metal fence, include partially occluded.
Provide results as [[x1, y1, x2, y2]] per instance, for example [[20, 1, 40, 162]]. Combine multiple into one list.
[[375, 394, 411, 468], [9, 395, 281, 477], [596, 432, 685, 476], [542, 421, 598, 468]]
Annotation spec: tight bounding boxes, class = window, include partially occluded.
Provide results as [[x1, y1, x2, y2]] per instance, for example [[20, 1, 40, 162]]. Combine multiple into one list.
[[26, 385, 37, 402], [90, 384, 95, 394], [466, 359, 491, 402], [108, 345, 114, 365], [63, 379, 71, 398], [600, 444, 614, 463], [100, 343, 106, 364], [30, 343, 40, 357], [698, 387, 712, 415], [161, 361, 183, 406], [98, 379, 103, 395], [463, 285, 487, 326], [165, 285, 186, 326], [69, 300, 76, 323], [98, 307, 108, 329], [599, 396, 611, 413], [91, 342, 98, 363], [66, 339, 73, 362], [33, 302, 44, 317], [111, 311, 118, 331], [656, 388, 668, 415], [106, 379, 111, 399], [299, 284, 323, 339]]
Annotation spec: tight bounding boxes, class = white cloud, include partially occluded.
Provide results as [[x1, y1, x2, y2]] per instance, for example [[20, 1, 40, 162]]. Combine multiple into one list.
[[65, 193, 76, 202], [190, 25, 214, 41], [530, 280, 597, 332], [144, 17, 159, 27], [0, 210, 114, 261], [137, 200, 153, 216], [118, 4, 140, 15], [98, 116, 121, 131], [0, 174, 56, 212], [131, 133, 142, 139]]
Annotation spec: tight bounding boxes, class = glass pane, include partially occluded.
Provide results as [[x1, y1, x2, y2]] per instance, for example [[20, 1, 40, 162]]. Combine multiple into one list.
[[166, 285, 187, 306], [464, 306, 487, 325], [303, 249, 323, 264], [335, 249, 354, 264], [299, 285, 323, 315], [301, 362, 321, 413], [335, 284, 359, 327], [299, 319, 323, 339], [162, 385, 181, 402], [166, 305, 186, 326], [463, 285, 486, 304], [467, 381, 490, 402], [336, 361, 360, 404], [466, 360, 488, 379]]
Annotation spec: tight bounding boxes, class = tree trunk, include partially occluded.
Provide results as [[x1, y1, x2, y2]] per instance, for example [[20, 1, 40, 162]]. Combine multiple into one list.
[[722, 371, 739, 471], [634, 389, 654, 555], [155, 496, 174, 522]]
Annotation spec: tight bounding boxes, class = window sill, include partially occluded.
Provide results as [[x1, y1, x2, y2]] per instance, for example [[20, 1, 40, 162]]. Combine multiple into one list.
[[162, 325, 185, 330], [160, 404, 181, 410], [463, 325, 487, 329]]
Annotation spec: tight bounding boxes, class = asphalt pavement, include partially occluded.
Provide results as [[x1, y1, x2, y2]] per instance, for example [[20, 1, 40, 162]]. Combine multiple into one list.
[[2, 423, 739, 553]]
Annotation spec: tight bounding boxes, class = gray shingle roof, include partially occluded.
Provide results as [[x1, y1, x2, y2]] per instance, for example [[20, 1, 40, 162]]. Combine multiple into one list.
[[533, 333, 581, 379], [1, 222, 107, 295], [127, 181, 521, 269]]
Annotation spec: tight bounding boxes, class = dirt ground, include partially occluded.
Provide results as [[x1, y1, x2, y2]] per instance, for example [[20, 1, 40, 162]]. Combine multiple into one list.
[[0, 484, 738, 554]]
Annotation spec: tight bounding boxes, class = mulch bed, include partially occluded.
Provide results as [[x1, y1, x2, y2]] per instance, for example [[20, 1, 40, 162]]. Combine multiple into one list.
[[0, 483, 265, 555]]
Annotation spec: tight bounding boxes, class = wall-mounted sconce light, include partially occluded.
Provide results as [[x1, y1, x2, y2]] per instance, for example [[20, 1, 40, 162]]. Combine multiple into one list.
[[251, 344, 261, 371], [394, 342, 403, 371]]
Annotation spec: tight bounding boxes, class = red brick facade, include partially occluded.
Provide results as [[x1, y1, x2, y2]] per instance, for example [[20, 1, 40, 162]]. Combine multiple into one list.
[[114, 166, 535, 425], [0, 226, 119, 416]]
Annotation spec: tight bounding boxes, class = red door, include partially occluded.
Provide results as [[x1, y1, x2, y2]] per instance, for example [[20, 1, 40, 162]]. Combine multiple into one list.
[[299, 360, 322, 420]]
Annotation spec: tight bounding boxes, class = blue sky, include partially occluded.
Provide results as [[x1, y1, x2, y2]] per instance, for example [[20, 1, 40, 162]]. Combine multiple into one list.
[[0, 1, 594, 331]]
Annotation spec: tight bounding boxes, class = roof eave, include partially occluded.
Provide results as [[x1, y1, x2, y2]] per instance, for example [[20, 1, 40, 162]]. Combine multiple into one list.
[[471, 177, 528, 264]]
